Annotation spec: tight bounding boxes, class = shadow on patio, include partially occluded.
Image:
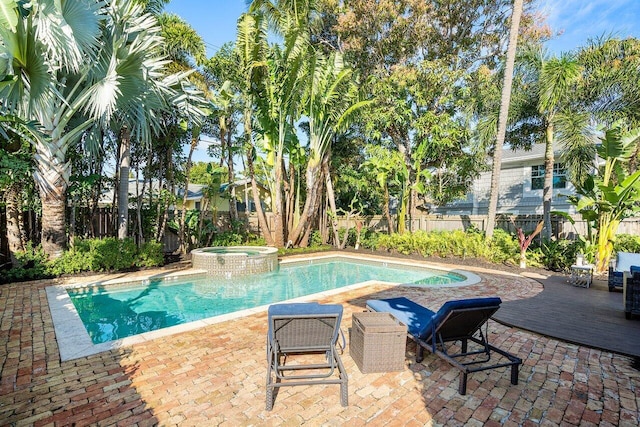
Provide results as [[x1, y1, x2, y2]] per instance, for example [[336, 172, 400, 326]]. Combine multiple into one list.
[[0, 279, 160, 425]]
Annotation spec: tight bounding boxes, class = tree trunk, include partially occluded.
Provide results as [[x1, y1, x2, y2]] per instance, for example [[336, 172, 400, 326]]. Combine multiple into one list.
[[286, 161, 296, 239], [226, 122, 238, 223], [180, 133, 198, 254], [485, 0, 523, 240], [298, 166, 325, 248], [542, 122, 554, 241], [288, 158, 322, 246], [383, 185, 394, 234], [34, 143, 68, 259], [323, 159, 341, 247], [40, 193, 67, 259], [244, 117, 275, 246], [6, 185, 25, 267], [272, 159, 286, 248], [117, 126, 130, 240]]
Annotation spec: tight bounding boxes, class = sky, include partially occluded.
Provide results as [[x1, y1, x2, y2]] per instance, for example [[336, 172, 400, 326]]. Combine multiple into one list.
[[166, 0, 640, 56], [164, 0, 640, 162]]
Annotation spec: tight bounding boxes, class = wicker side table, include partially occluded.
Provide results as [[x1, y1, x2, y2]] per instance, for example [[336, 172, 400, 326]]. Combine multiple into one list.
[[349, 312, 406, 373]]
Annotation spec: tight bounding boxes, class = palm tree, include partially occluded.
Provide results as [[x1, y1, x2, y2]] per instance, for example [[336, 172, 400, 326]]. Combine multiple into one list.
[[1, 0, 106, 258], [485, 0, 523, 240], [0, 0, 203, 257], [249, 20, 309, 247], [235, 12, 275, 246], [155, 11, 210, 253], [512, 46, 587, 242], [287, 52, 369, 246]]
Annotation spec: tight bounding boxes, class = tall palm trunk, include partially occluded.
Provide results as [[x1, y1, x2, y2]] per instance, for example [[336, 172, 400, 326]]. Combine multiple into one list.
[[485, 0, 523, 239], [323, 159, 341, 247], [6, 185, 25, 267], [272, 157, 286, 247], [118, 126, 131, 240], [383, 185, 394, 234], [226, 121, 238, 223], [34, 140, 69, 259], [179, 133, 198, 254], [288, 155, 322, 246], [244, 108, 275, 246], [542, 122, 554, 241]]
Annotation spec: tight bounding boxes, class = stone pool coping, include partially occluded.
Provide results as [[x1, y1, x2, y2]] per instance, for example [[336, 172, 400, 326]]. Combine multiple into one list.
[[46, 252, 481, 361]]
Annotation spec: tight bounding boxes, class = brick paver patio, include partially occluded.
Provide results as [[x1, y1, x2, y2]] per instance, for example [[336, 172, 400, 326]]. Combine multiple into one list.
[[1, 260, 639, 426]]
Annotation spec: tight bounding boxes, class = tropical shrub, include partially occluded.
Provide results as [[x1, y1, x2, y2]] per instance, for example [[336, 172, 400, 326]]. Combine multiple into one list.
[[0, 244, 51, 284], [358, 228, 381, 250], [487, 229, 520, 264], [376, 229, 490, 259], [49, 238, 164, 276], [613, 234, 640, 254], [88, 238, 137, 271], [539, 239, 581, 272], [310, 230, 324, 247], [135, 242, 165, 268]]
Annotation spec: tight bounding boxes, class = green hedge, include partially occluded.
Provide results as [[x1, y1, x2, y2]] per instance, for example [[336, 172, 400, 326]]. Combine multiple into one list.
[[1, 238, 166, 283]]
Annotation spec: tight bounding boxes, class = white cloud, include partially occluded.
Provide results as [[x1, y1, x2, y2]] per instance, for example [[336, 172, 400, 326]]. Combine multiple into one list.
[[535, 0, 640, 53]]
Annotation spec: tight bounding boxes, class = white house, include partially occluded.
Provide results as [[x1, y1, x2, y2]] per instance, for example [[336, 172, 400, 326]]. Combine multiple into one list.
[[433, 144, 577, 216]]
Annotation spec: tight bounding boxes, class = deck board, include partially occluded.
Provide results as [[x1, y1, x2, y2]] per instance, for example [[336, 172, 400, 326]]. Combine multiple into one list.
[[493, 274, 640, 357]]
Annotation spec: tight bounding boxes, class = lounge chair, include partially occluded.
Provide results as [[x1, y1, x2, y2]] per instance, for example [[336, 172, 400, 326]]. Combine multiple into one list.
[[266, 302, 348, 410], [625, 272, 640, 319], [608, 252, 640, 291], [366, 297, 522, 395]]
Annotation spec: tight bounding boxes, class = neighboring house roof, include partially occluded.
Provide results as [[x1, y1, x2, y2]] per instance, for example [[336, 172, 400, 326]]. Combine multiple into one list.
[[500, 143, 565, 166], [176, 183, 206, 201], [220, 178, 268, 194]]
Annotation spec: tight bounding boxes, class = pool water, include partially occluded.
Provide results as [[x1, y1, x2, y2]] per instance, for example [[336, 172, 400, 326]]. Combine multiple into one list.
[[67, 258, 464, 344]]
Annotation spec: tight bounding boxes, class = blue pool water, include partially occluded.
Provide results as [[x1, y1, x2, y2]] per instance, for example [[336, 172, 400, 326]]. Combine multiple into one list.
[[67, 258, 464, 344]]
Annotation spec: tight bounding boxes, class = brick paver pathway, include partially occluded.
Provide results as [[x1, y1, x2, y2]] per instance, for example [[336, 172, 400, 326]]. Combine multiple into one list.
[[1, 263, 639, 426]]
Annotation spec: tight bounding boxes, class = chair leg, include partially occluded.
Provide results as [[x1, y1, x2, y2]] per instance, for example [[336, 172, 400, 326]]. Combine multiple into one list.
[[416, 345, 425, 363], [340, 382, 348, 407], [511, 364, 519, 385], [266, 385, 274, 411], [458, 373, 468, 395], [266, 352, 275, 411]]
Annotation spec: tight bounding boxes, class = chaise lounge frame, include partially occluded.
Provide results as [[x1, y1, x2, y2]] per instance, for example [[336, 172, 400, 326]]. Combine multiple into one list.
[[266, 303, 348, 410], [367, 297, 522, 395]]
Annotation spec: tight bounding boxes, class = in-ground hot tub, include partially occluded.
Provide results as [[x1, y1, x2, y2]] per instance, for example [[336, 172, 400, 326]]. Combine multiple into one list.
[[191, 246, 278, 277]]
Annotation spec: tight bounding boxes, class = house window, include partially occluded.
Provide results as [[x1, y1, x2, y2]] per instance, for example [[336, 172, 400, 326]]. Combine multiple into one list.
[[195, 201, 201, 210], [531, 163, 567, 190]]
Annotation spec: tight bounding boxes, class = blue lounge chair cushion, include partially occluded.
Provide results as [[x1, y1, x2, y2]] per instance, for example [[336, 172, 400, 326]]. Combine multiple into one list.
[[367, 297, 502, 341], [615, 252, 640, 273], [268, 302, 343, 342], [366, 297, 435, 339], [630, 265, 640, 275]]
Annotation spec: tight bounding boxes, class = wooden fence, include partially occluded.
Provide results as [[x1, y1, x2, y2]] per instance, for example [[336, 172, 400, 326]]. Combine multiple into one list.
[[3, 208, 640, 267], [332, 214, 640, 240]]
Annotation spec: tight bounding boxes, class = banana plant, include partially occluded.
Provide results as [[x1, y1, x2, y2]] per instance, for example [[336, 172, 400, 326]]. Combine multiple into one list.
[[567, 125, 640, 273]]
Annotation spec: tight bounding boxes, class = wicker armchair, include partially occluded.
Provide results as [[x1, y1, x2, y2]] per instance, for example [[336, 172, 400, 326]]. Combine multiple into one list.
[[625, 271, 640, 319], [608, 252, 640, 291]]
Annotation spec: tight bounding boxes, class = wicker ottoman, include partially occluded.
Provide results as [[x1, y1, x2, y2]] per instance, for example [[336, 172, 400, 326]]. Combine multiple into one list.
[[350, 312, 407, 373]]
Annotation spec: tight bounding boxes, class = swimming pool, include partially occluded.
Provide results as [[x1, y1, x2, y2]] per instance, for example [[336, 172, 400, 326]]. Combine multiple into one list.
[[67, 257, 466, 344], [46, 254, 480, 360]]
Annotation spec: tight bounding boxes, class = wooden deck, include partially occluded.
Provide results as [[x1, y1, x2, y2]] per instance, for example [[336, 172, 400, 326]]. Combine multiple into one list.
[[493, 273, 640, 358]]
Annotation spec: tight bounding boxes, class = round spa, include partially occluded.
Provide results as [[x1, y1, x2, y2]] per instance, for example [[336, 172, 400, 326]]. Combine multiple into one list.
[[191, 246, 278, 277]]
